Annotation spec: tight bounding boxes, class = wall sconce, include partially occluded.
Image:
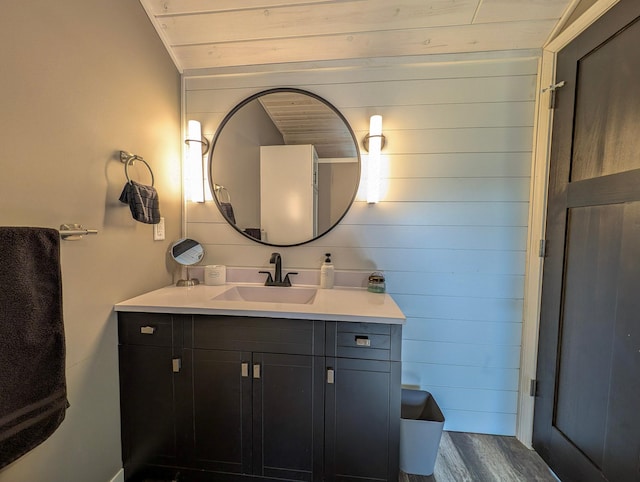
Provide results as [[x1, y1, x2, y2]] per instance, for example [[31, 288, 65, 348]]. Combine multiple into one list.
[[362, 115, 386, 204], [185, 120, 210, 203]]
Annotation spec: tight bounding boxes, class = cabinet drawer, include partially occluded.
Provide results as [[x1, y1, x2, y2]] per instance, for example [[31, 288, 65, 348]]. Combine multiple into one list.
[[188, 315, 324, 355], [327, 322, 402, 361], [118, 312, 173, 347], [336, 322, 390, 360], [337, 332, 390, 350]]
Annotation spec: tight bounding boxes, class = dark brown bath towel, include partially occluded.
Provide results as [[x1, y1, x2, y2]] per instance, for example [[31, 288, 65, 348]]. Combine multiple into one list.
[[0, 227, 69, 469]]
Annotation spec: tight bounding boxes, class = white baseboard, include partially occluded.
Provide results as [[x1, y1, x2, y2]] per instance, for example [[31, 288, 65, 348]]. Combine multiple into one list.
[[109, 468, 124, 482]]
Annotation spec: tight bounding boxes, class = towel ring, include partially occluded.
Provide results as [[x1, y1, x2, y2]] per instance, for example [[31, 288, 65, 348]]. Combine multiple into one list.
[[120, 151, 155, 187], [214, 184, 231, 203]]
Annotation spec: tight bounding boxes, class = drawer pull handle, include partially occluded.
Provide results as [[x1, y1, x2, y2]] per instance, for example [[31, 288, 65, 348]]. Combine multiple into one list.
[[140, 326, 156, 335], [253, 363, 261, 379], [327, 368, 335, 384], [172, 358, 181, 373], [241, 362, 249, 378], [355, 336, 370, 347]]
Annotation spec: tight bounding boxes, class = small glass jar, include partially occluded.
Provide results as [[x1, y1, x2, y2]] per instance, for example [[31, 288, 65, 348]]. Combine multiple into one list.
[[367, 272, 386, 293]]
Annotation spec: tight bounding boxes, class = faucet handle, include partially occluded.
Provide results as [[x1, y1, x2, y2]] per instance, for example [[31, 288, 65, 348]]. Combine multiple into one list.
[[283, 272, 298, 287], [259, 271, 274, 285]]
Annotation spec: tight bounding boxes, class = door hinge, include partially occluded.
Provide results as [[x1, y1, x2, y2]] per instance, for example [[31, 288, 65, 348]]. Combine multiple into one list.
[[542, 80, 566, 109], [529, 379, 538, 397], [539, 239, 547, 258]]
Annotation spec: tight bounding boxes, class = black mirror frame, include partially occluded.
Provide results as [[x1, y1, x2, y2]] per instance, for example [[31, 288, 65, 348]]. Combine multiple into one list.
[[208, 87, 361, 247]]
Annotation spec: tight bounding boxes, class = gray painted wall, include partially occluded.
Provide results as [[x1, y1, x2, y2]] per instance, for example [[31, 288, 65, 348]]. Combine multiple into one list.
[[0, 1, 181, 481]]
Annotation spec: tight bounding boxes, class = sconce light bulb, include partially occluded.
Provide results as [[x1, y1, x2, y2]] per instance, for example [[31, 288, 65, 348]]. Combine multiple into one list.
[[367, 115, 383, 204], [370, 115, 382, 137]]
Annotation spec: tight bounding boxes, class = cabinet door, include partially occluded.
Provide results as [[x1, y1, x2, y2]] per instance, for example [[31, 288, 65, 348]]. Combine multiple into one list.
[[252, 353, 324, 482], [119, 345, 178, 474], [324, 357, 401, 482], [187, 348, 252, 474]]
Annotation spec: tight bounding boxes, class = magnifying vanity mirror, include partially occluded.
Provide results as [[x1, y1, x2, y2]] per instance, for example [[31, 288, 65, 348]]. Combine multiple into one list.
[[209, 88, 361, 247], [171, 238, 204, 286]]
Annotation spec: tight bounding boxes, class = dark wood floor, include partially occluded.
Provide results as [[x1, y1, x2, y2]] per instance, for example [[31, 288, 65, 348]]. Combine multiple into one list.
[[143, 431, 559, 482], [400, 431, 559, 482]]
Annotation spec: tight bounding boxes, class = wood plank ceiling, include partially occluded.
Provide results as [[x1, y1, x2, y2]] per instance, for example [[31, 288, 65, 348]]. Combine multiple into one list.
[[258, 92, 358, 159], [140, 0, 575, 72]]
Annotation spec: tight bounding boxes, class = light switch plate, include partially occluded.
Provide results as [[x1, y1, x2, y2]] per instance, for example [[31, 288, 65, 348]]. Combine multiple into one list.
[[154, 217, 165, 241]]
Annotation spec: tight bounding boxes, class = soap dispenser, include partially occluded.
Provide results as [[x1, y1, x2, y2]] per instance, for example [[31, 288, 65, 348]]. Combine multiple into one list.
[[320, 253, 334, 289]]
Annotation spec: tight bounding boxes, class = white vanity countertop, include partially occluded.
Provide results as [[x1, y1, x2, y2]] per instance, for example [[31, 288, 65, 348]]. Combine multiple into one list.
[[115, 284, 406, 324]]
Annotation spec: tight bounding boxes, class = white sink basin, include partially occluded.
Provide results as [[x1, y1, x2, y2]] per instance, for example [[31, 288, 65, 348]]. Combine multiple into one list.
[[212, 285, 317, 305]]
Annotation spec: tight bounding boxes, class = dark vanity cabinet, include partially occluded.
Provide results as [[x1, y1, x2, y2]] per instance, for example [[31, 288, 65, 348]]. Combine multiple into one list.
[[117, 313, 187, 475], [117, 312, 401, 482], [325, 322, 402, 482], [182, 316, 325, 480]]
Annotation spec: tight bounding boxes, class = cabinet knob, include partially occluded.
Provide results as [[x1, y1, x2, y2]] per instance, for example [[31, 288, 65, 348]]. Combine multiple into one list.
[[253, 363, 261, 379], [172, 358, 181, 373], [355, 336, 370, 347], [140, 325, 156, 335], [241, 362, 249, 378], [327, 368, 335, 384]]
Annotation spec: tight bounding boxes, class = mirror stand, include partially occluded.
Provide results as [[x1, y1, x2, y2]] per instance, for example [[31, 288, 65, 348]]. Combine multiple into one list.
[[176, 267, 199, 287]]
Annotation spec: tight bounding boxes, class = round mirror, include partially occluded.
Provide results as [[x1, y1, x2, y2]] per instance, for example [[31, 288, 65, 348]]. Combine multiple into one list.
[[171, 238, 204, 265], [209, 88, 360, 246], [171, 238, 204, 287]]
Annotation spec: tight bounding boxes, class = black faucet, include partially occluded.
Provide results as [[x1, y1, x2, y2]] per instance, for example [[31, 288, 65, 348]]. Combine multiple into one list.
[[259, 252, 298, 287]]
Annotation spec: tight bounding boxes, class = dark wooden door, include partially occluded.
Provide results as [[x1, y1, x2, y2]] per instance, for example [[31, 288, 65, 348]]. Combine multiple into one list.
[[252, 353, 324, 482], [533, 1, 640, 481]]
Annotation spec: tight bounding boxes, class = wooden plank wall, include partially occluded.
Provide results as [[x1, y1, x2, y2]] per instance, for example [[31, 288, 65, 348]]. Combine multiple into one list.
[[184, 53, 538, 435]]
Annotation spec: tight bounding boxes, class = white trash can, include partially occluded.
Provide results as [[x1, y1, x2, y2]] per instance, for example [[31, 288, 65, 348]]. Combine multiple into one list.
[[399, 389, 445, 476]]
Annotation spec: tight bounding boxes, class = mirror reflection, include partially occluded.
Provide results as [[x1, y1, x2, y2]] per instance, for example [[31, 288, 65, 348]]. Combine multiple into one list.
[[209, 88, 360, 246], [171, 238, 204, 287], [171, 238, 204, 266]]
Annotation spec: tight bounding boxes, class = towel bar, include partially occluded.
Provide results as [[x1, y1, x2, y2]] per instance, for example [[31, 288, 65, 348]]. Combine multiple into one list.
[[59, 224, 98, 241]]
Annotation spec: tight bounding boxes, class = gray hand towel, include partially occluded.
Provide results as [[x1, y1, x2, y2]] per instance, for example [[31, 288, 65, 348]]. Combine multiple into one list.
[[219, 201, 236, 224], [0, 227, 69, 469], [119, 180, 161, 224]]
